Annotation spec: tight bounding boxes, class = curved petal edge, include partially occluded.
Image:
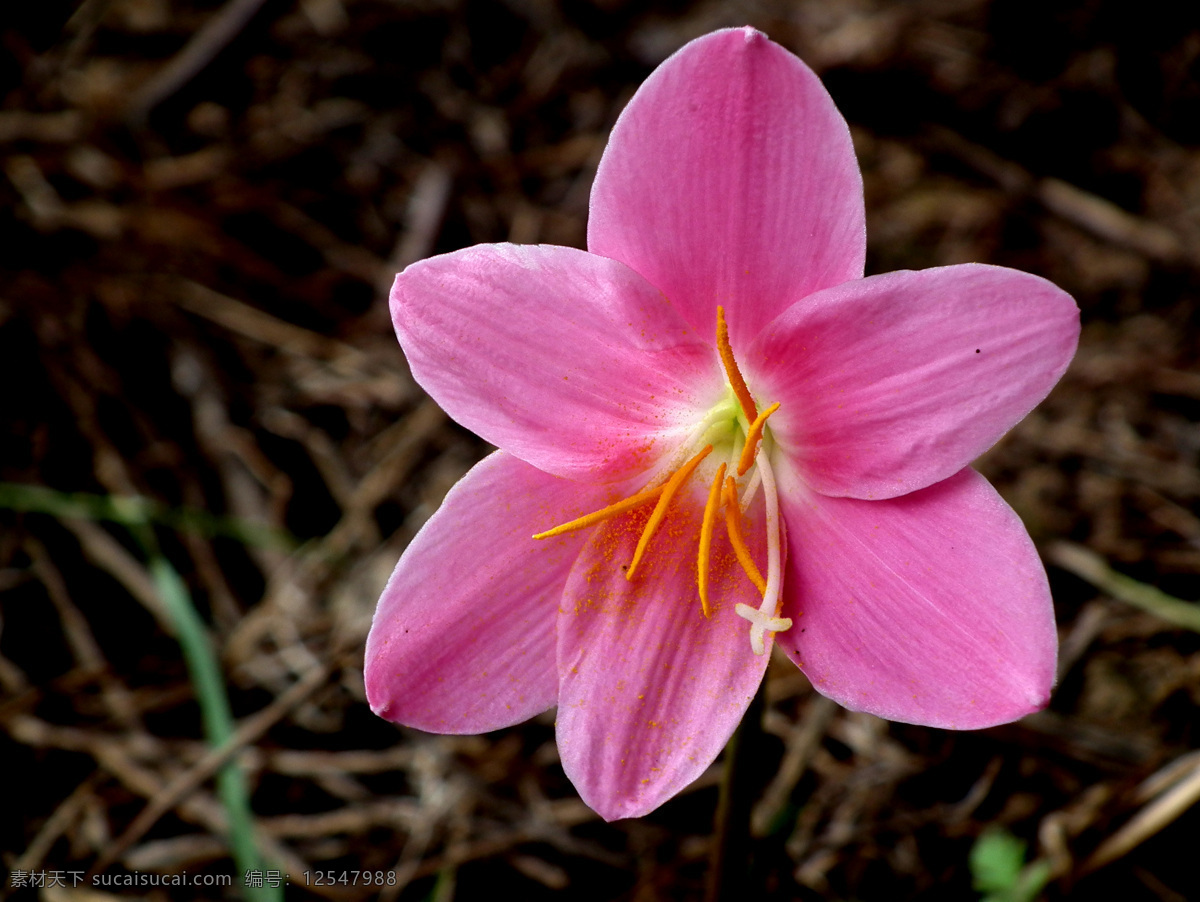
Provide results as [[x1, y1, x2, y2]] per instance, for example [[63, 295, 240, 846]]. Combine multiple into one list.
[[751, 264, 1080, 499], [366, 452, 634, 733], [555, 481, 772, 820], [589, 27, 866, 350], [392, 243, 722, 482], [775, 466, 1056, 729]]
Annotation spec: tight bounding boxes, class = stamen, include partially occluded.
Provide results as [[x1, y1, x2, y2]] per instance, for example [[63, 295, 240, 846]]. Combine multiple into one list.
[[716, 306, 758, 423], [539, 306, 787, 648], [532, 484, 665, 540], [696, 462, 727, 619], [722, 476, 766, 595], [626, 444, 713, 581], [736, 401, 781, 476]]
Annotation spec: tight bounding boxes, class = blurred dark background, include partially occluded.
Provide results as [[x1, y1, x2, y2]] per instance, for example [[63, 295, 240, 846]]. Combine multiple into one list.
[[3, 0, 1200, 899]]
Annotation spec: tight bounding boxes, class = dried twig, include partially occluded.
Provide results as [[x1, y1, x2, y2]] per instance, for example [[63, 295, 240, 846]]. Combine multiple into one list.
[[1083, 752, 1200, 873], [125, 0, 272, 124], [95, 664, 329, 872], [1048, 542, 1200, 633]]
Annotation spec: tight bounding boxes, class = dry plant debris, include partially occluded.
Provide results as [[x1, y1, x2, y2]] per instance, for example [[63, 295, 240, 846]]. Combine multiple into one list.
[[3, 0, 1200, 900]]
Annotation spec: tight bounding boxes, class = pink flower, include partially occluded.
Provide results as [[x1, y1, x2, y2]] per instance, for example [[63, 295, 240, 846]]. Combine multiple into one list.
[[365, 27, 1079, 821]]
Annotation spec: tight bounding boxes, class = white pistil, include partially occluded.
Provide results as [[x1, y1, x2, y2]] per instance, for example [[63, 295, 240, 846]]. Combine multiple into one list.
[[758, 447, 782, 611], [736, 445, 791, 655]]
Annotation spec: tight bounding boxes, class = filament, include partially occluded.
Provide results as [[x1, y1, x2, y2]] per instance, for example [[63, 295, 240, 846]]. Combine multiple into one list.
[[626, 445, 713, 580], [696, 462, 727, 619], [723, 476, 766, 595], [532, 484, 665, 540]]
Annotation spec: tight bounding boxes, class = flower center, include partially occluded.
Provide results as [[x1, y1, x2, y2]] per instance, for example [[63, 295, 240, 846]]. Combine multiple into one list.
[[533, 306, 792, 655]]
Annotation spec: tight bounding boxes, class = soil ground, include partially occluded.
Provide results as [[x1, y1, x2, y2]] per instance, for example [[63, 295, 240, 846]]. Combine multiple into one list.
[[3, 1, 1200, 900]]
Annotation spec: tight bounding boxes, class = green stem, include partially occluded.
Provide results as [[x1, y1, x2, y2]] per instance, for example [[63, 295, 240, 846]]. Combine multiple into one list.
[[146, 552, 278, 901], [706, 680, 766, 902]]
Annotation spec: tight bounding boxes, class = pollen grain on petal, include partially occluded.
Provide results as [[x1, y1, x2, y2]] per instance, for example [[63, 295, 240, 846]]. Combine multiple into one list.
[[627, 444, 713, 581], [533, 484, 664, 540]]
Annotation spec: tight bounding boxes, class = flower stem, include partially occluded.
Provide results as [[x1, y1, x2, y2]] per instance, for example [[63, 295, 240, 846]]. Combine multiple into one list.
[[706, 679, 767, 902]]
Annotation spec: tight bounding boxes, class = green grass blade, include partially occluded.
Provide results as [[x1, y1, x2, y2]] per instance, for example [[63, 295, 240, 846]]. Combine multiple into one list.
[[1048, 542, 1200, 633], [148, 553, 281, 902], [0, 482, 296, 550]]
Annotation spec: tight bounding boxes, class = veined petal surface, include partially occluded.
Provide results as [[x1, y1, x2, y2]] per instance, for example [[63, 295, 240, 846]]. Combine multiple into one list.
[[556, 482, 771, 820], [366, 452, 636, 733], [750, 264, 1079, 499], [588, 27, 866, 350], [775, 466, 1056, 729], [392, 243, 722, 482]]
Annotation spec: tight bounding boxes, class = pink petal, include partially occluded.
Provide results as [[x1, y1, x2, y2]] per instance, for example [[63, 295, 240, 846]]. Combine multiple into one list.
[[555, 479, 771, 820], [366, 451, 634, 733], [774, 466, 1056, 729], [749, 264, 1079, 499], [588, 27, 866, 350], [392, 243, 721, 482]]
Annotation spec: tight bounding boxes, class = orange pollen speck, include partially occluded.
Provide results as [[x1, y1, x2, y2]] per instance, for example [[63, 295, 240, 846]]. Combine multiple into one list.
[[533, 445, 714, 581], [531, 484, 665, 540], [716, 306, 757, 423], [531, 309, 792, 655], [626, 444, 712, 580]]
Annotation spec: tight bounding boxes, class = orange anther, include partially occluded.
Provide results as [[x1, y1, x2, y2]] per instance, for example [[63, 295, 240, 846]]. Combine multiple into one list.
[[716, 306, 758, 423]]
